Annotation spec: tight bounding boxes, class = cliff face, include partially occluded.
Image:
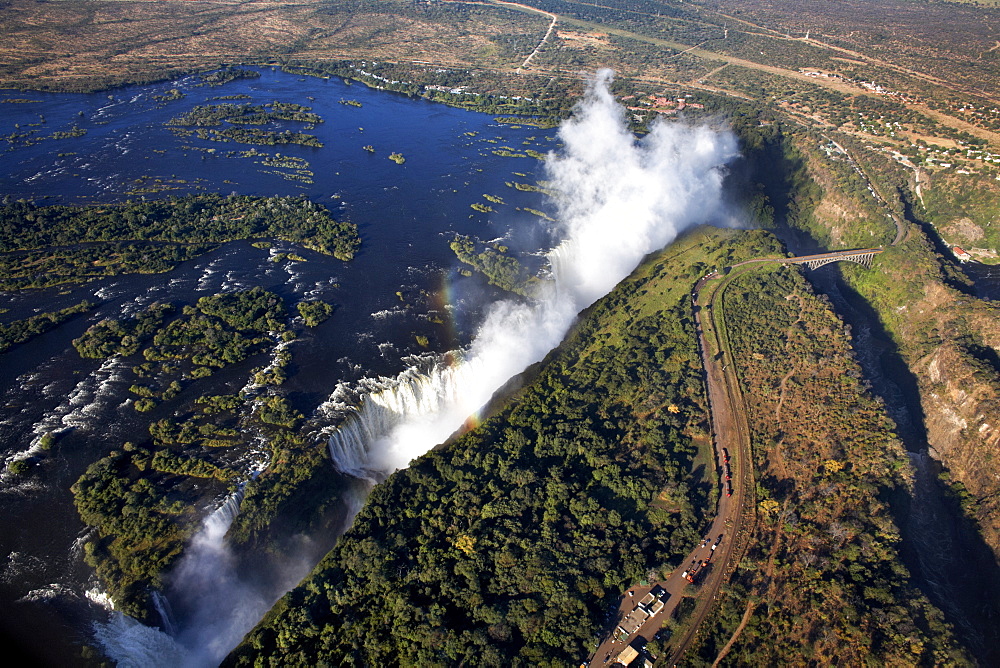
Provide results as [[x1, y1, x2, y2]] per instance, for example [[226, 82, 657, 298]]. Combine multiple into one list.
[[788, 130, 1000, 562], [841, 242, 1000, 561], [921, 171, 1000, 265], [907, 283, 1000, 559]]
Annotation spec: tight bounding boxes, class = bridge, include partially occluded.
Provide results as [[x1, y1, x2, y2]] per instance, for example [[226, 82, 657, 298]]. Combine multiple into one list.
[[783, 248, 882, 270], [728, 247, 884, 273]]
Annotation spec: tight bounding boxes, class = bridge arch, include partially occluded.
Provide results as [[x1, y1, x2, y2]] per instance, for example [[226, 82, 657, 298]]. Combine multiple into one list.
[[785, 249, 881, 270]]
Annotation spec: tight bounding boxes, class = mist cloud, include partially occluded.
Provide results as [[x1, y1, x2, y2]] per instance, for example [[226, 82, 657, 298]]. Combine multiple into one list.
[[331, 69, 739, 475]]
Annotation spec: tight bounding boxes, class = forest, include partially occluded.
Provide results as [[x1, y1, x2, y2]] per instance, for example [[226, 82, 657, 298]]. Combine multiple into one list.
[[0, 194, 359, 289], [223, 225, 968, 666], [1, 1, 999, 664]]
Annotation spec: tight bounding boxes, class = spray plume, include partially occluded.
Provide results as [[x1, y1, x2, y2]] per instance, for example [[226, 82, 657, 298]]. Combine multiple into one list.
[[93, 483, 367, 668], [329, 69, 738, 477], [90, 493, 246, 668]]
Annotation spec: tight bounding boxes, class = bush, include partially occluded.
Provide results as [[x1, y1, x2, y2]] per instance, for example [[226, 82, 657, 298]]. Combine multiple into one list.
[[134, 398, 157, 412]]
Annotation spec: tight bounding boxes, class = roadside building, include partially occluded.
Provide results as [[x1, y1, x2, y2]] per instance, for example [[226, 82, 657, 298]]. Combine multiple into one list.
[[614, 645, 640, 666], [614, 586, 668, 640]]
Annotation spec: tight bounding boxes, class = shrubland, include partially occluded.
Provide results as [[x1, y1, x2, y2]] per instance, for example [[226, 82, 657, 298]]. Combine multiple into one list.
[[688, 263, 969, 665]]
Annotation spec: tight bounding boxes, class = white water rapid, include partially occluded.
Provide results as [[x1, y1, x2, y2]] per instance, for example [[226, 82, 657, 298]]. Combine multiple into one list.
[[327, 69, 739, 478]]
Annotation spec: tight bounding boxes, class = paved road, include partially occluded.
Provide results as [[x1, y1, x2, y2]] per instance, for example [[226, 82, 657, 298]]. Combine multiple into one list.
[[587, 247, 901, 666]]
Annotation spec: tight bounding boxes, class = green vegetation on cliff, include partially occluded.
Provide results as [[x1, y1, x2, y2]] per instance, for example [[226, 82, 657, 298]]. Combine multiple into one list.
[[73, 445, 204, 619], [764, 107, 1000, 577], [843, 229, 1000, 563], [921, 172, 1000, 263]]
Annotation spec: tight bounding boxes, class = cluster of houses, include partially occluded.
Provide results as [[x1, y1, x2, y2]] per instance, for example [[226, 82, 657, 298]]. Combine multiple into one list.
[[620, 93, 705, 116], [799, 68, 914, 102], [602, 586, 669, 665], [614, 587, 667, 641]]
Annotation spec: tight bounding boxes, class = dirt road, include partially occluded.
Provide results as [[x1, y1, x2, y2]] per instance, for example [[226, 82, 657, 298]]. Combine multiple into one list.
[[586, 270, 754, 666]]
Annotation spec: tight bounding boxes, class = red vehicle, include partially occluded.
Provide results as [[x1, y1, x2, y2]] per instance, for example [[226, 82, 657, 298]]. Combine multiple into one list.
[[726, 481, 733, 497], [722, 448, 730, 463], [685, 560, 713, 584]]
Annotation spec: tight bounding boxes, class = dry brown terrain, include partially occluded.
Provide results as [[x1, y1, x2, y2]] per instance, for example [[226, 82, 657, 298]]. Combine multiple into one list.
[[0, 0, 548, 90]]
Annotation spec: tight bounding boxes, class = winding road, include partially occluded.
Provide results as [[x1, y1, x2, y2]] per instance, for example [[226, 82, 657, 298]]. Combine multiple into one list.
[[584, 263, 757, 667]]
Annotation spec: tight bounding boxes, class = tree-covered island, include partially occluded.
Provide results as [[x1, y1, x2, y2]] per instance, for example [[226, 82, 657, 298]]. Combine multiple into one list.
[[0, 193, 359, 290], [70, 287, 338, 620]]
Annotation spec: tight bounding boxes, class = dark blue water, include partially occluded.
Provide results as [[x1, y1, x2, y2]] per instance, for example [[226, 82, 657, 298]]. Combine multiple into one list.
[[0, 69, 560, 664]]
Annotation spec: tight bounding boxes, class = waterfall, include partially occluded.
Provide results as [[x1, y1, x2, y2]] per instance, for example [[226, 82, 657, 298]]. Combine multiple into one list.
[[327, 356, 483, 479], [324, 73, 738, 479], [151, 591, 176, 637], [204, 486, 244, 531], [166, 486, 266, 668], [92, 488, 249, 668], [94, 476, 375, 667], [92, 613, 188, 668], [93, 69, 739, 666]]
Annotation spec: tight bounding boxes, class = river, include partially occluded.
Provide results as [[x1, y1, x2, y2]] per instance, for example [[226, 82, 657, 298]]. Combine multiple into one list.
[[0, 68, 560, 664]]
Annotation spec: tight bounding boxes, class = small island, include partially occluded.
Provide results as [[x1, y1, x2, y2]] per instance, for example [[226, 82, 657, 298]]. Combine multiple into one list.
[[0, 193, 361, 290]]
